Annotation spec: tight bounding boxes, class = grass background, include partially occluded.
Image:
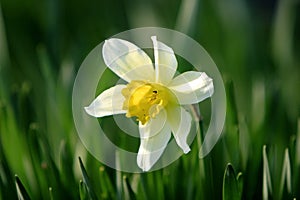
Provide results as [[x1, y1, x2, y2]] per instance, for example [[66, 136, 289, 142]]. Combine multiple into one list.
[[0, 0, 299, 199]]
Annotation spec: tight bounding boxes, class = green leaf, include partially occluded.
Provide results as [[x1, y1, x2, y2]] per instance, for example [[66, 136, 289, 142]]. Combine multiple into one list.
[[222, 163, 240, 200], [15, 175, 31, 200], [78, 157, 98, 200]]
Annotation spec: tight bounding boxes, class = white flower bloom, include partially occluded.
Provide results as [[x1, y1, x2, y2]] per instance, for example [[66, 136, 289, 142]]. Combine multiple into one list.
[[85, 36, 214, 171]]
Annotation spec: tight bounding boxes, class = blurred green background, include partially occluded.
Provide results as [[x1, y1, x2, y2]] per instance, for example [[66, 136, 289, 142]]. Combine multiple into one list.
[[0, 0, 299, 199]]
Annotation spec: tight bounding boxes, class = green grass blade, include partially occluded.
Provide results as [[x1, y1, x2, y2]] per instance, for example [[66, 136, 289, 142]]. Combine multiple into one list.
[[130, 174, 147, 200], [59, 140, 76, 187], [123, 176, 137, 200], [116, 151, 123, 200], [0, 3, 9, 68], [174, 0, 199, 35], [222, 163, 240, 200], [279, 148, 292, 198], [296, 119, 300, 168], [223, 81, 240, 166], [262, 145, 272, 200], [236, 172, 243, 199], [226, 81, 238, 125], [294, 119, 300, 197], [49, 187, 53, 200], [99, 166, 115, 199], [79, 180, 91, 200], [78, 157, 98, 200], [15, 175, 31, 200], [0, 138, 15, 199]]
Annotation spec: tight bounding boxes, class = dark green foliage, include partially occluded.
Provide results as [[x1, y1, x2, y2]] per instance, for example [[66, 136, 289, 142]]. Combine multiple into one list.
[[0, 0, 299, 199], [79, 157, 98, 200]]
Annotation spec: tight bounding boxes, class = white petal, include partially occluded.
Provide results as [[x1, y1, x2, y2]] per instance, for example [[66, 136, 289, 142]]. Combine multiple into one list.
[[168, 71, 214, 105], [137, 124, 171, 171], [139, 109, 167, 139], [151, 36, 177, 85], [84, 85, 126, 117], [167, 106, 192, 153], [103, 38, 155, 82]]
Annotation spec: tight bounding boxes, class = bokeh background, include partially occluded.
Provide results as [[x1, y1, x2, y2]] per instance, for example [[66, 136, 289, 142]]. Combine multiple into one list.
[[0, 0, 299, 199]]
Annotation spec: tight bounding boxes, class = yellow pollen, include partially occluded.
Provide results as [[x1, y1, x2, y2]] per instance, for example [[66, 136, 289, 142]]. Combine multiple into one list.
[[121, 80, 174, 125]]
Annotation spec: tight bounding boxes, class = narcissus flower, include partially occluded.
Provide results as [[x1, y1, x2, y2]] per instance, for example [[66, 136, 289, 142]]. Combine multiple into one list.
[[85, 36, 214, 171]]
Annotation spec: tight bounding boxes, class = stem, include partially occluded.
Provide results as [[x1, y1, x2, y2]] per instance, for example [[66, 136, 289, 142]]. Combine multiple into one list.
[[189, 104, 206, 180]]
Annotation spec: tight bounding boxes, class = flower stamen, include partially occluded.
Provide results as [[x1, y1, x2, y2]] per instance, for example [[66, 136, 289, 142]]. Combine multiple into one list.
[[121, 80, 174, 125]]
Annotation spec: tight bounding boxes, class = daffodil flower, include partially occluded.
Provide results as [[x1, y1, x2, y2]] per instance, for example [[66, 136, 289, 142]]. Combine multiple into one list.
[[85, 36, 214, 171]]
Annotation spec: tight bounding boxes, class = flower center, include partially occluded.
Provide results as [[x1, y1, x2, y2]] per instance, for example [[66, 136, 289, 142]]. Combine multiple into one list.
[[121, 80, 175, 125]]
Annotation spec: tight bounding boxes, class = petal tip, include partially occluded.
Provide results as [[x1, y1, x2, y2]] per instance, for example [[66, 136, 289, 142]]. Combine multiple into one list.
[[103, 39, 110, 48], [151, 35, 157, 41], [84, 105, 93, 116], [137, 156, 151, 172], [201, 72, 214, 97], [183, 147, 191, 154], [141, 165, 151, 172], [207, 79, 214, 97], [102, 38, 118, 51]]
